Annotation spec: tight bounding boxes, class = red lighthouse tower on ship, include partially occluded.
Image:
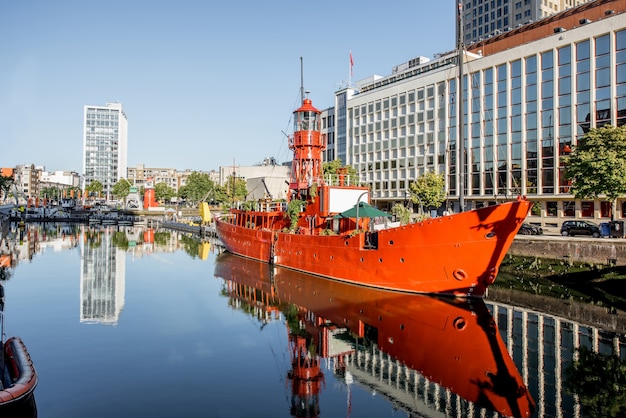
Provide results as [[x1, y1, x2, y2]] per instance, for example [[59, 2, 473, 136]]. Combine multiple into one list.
[[288, 96, 326, 202]]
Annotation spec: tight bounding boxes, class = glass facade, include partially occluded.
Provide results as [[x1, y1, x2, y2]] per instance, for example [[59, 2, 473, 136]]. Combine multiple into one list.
[[342, 22, 626, 221], [83, 103, 128, 199]]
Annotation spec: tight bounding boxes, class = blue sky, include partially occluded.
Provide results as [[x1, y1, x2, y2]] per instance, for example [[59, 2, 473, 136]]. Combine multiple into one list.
[[1, 0, 456, 174]]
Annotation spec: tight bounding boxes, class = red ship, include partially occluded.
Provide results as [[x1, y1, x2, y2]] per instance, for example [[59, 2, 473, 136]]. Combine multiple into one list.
[[214, 252, 535, 418], [215, 88, 531, 297]]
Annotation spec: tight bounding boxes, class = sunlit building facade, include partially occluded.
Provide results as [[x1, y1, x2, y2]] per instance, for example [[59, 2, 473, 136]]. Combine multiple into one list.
[[83, 102, 128, 200], [462, 0, 591, 45], [325, 0, 626, 226]]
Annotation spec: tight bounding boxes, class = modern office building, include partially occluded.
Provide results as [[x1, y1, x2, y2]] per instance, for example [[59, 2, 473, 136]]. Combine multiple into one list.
[[322, 0, 626, 227], [83, 102, 128, 200], [462, 0, 590, 45]]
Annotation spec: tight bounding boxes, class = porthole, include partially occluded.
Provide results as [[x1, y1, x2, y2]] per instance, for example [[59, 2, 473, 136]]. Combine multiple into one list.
[[400, 258, 405, 263], [360, 257, 364, 262], [389, 240, 394, 245], [379, 258, 383, 263], [330, 255, 334, 260], [486, 231, 496, 238]]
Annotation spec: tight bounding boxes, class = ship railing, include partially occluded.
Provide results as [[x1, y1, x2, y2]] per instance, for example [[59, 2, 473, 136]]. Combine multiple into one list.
[[323, 173, 366, 187], [235, 200, 287, 213]]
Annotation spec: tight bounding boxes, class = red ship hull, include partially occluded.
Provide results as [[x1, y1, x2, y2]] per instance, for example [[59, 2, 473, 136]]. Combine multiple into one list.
[[215, 198, 530, 297]]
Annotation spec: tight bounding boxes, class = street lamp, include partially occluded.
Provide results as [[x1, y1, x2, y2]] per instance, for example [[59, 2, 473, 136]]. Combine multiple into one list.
[[355, 191, 369, 229]]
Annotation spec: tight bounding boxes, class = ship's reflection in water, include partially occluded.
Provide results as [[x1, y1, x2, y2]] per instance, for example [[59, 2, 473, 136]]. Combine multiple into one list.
[[214, 252, 536, 418]]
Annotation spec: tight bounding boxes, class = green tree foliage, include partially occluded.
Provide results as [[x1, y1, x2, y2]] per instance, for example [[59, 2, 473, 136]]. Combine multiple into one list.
[[225, 175, 248, 204], [178, 172, 213, 205], [409, 171, 446, 210], [323, 160, 357, 177], [39, 186, 60, 200], [0, 175, 13, 203], [565, 346, 626, 417], [86, 180, 103, 198], [112, 179, 131, 200], [154, 182, 176, 203], [391, 203, 412, 225], [286, 199, 305, 231], [565, 125, 626, 218]]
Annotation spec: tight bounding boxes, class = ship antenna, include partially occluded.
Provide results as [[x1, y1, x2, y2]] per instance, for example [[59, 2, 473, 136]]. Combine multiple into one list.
[[300, 56, 304, 103], [457, 1, 466, 212]]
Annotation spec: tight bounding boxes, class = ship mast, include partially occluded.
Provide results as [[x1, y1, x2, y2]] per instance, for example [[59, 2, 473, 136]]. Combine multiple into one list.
[[457, 1, 465, 212], [288, 59, 326, 201]]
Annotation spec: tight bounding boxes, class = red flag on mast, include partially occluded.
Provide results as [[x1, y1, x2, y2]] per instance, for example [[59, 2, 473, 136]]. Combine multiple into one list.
[[349, 50, 354, 77]]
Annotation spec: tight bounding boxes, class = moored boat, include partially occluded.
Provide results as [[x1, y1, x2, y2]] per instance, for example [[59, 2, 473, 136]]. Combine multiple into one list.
[[215, 95, 531, 297], [0, 284, 37, 414], [1, 337, 38, 408]]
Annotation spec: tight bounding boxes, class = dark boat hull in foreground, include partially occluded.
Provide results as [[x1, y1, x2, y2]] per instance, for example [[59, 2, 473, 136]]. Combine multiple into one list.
[[1, 336, 38, 411]]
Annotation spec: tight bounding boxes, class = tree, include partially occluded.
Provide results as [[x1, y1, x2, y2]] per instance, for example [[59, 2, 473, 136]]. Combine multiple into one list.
[[0, 175, 13, 203], [409, 171, 446, 213], [154, 182, 176, 203], [391, 203, 411, 225], [39, 186, 60, 200], [178, 172, 213, 206], [565, 346, 626, 417], [85, 180, 103, 199], [225, 175, 247, 205], [112, 179, 131, 201], [565, 125, 626, 219]]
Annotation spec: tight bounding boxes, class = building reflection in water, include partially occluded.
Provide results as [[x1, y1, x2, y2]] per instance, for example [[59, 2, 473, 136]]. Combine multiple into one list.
[[80, 227, 126, 325], [214, 252, 625, 418]]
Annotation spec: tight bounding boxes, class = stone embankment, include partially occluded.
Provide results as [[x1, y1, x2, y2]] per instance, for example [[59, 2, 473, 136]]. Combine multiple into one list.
[[510, 234, 626, 266]]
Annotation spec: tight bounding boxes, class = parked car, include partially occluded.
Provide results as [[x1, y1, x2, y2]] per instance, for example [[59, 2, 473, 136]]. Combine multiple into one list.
[[560, 220, 601, 238], [518, 223, 543, 235]]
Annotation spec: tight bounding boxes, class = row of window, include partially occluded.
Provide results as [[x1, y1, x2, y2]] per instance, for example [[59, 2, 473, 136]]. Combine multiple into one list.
[[536, 200, 626, 219], [345, 30, 626, 198]]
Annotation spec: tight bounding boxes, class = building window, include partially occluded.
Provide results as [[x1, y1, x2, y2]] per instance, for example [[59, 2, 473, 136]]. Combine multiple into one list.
[[563, 201, 575, 216], [547, 201, 557, 216], [581, 201, 594, 217], [600, 201, 612, 218]]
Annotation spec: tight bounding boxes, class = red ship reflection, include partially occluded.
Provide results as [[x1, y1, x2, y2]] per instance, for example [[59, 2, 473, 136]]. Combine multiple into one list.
[[215, 252, 535, 418]]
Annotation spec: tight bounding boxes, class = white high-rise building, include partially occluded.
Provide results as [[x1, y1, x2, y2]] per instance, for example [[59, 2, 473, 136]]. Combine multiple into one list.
[[462, 0, 590, 45], [83, 102, 128, 200]]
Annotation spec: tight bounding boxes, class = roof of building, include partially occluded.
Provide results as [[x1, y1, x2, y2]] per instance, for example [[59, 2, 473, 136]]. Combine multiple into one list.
[[468, 0, 625, 56]]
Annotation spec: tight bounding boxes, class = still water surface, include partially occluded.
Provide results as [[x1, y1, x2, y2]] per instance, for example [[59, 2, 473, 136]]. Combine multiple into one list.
[[1, 222, 624, 417]]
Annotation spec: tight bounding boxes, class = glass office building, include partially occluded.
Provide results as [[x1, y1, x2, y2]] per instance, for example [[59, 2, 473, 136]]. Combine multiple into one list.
[[82, 102, 128, 200], [326, 1, 626, 226]]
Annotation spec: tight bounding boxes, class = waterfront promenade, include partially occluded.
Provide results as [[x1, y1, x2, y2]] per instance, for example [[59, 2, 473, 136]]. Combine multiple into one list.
[[511, 228, 626, 266]]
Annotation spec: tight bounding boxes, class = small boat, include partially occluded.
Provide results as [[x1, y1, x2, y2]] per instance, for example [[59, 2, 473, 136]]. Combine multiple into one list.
[[215, 60, 531, 298], [0, 285, 38, 414], [1, 337, 38, 407], [214, 253, 536, 417]]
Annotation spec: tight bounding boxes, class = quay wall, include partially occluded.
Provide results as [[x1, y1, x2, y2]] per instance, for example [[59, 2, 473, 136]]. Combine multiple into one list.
[[509, 236, 626, 266]]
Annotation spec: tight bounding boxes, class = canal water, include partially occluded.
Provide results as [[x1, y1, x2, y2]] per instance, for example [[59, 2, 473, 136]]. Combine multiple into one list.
[[1, 222, 624, 418]]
